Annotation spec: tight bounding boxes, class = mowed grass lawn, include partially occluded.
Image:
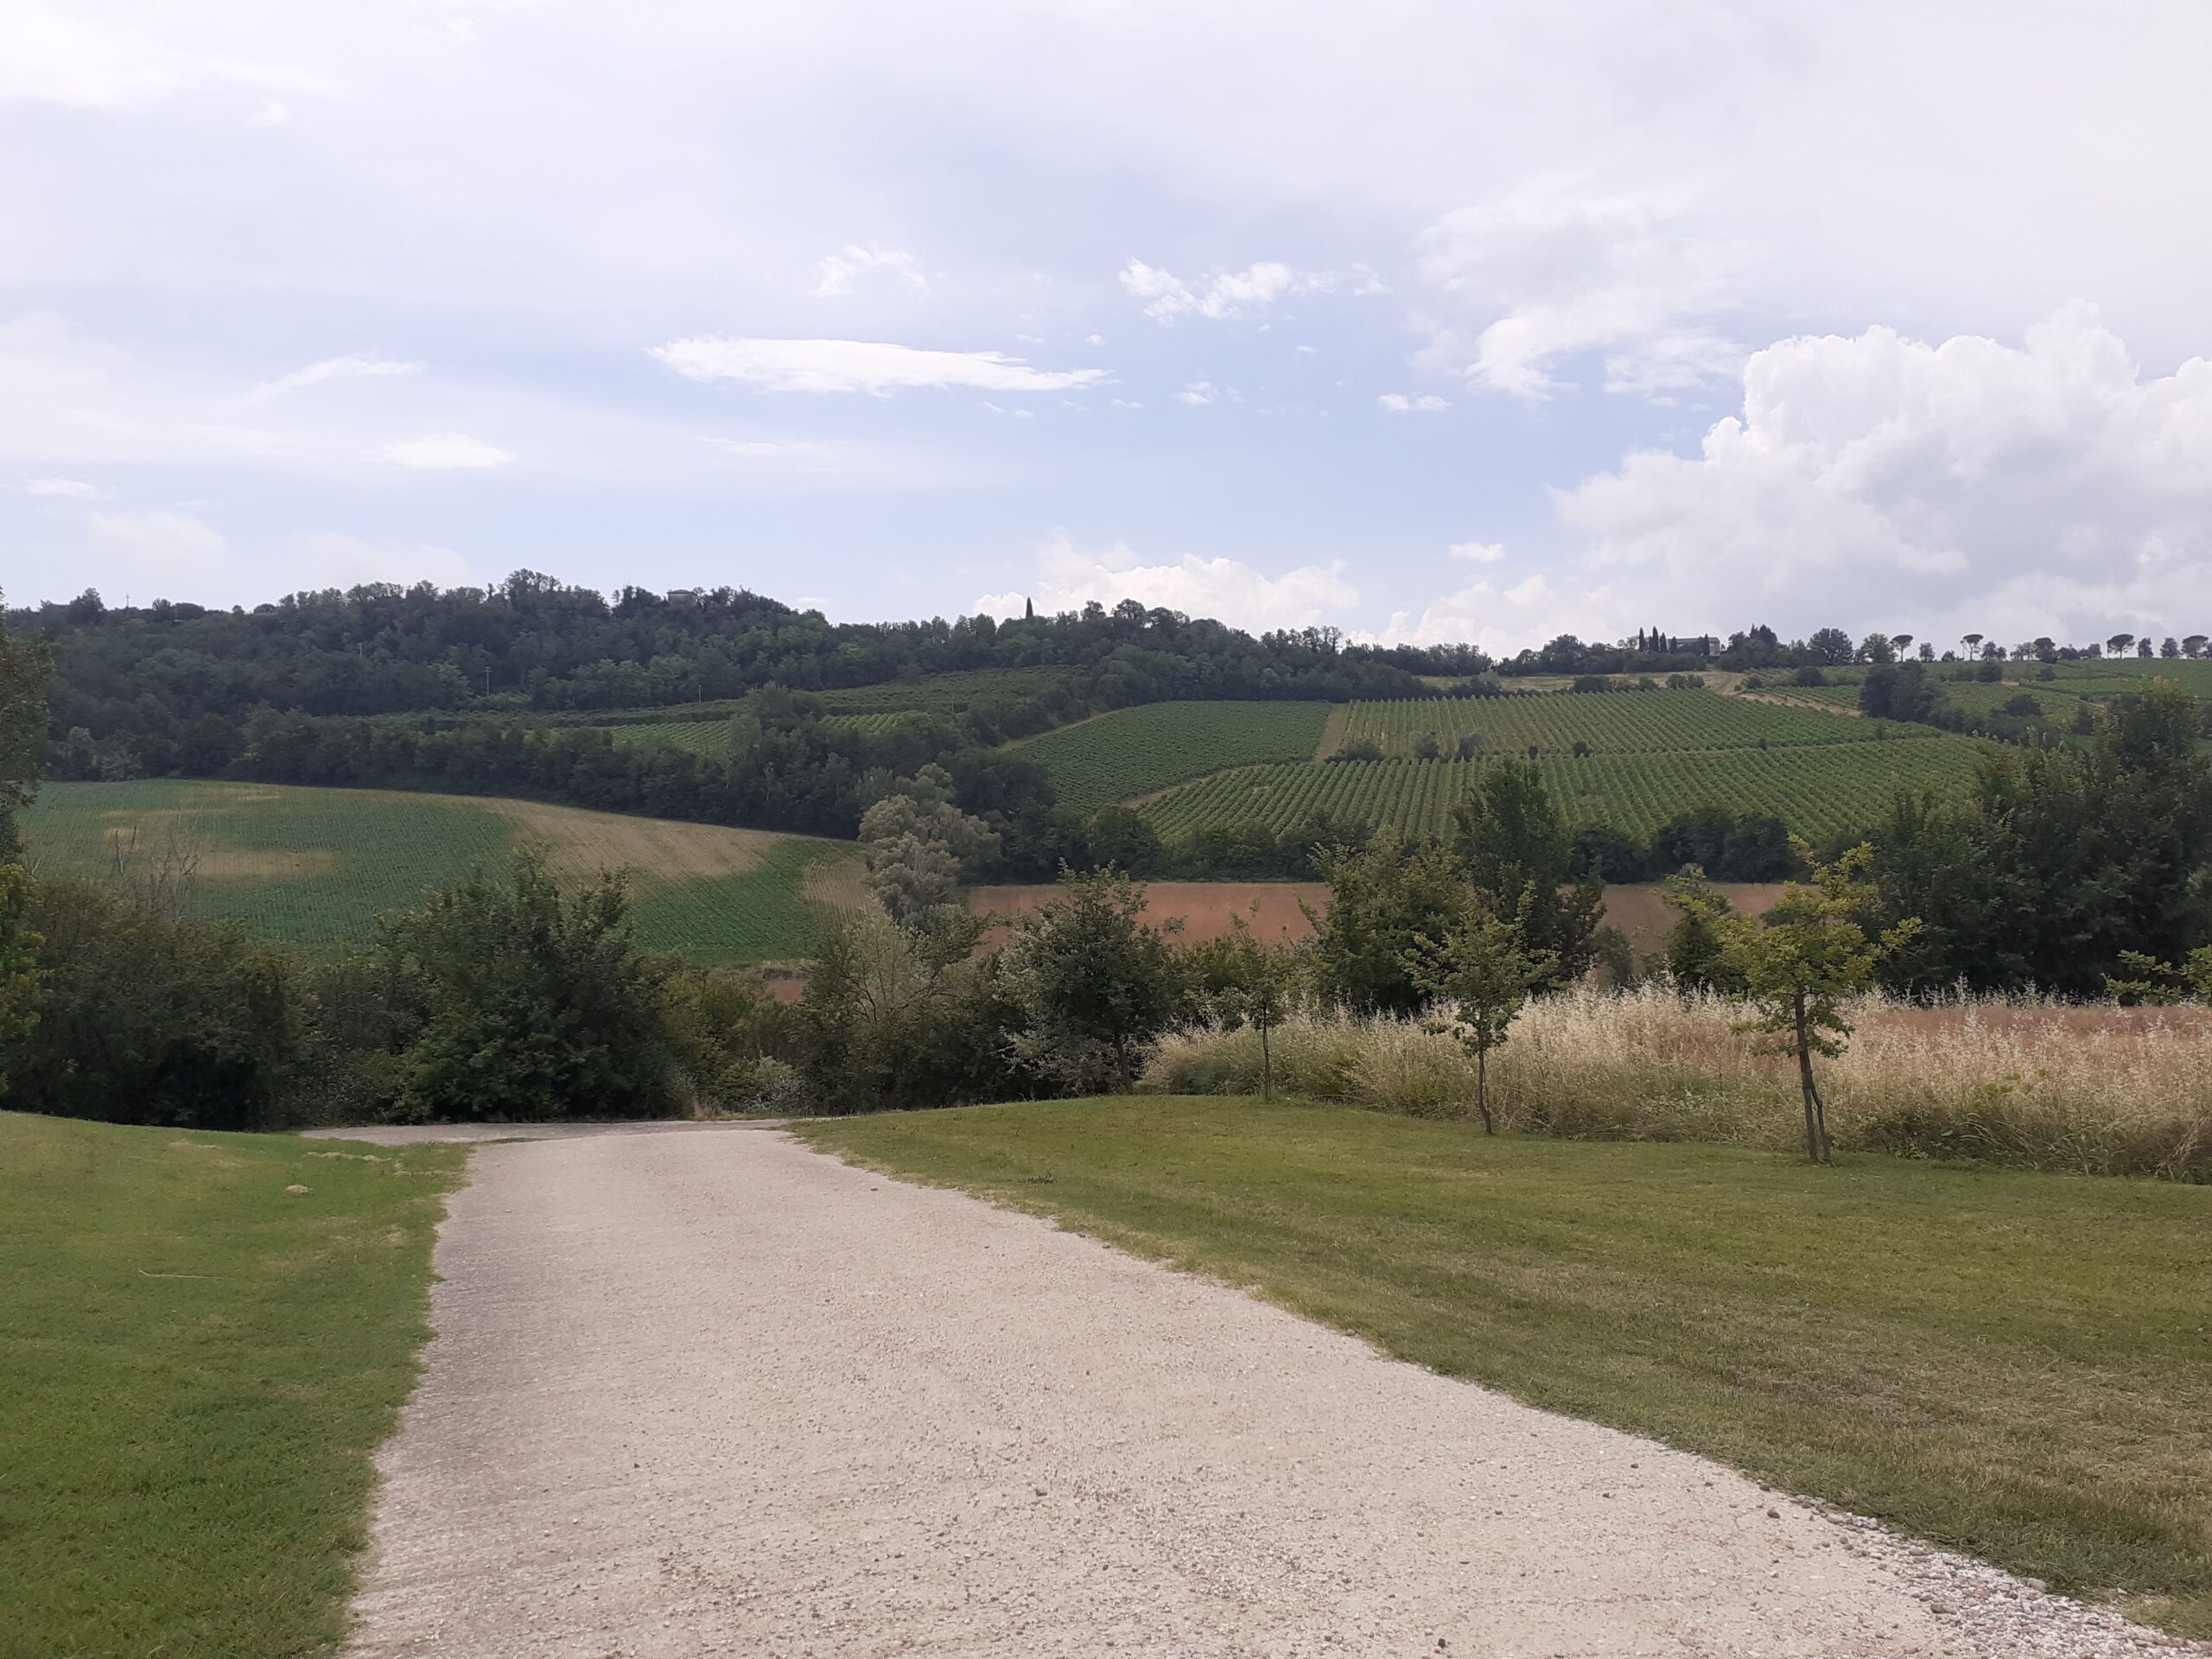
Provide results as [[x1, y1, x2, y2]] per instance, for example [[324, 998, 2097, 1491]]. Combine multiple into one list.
[[0, 1113, 467, 1659], [799, 1096, 2212, 1637]]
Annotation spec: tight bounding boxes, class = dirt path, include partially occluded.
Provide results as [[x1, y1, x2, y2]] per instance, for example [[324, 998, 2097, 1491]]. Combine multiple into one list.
[[342, 1126, 2192, 1658]]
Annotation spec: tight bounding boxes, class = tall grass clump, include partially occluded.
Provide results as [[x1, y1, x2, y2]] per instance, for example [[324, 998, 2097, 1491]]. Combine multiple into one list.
[[1140, 985, 2212, 1180]]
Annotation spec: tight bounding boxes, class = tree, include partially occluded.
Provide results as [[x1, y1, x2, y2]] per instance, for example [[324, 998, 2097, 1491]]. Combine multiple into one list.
[[0, 863, 41, 1096], [858, 764, 1000, 938], [1308, 828, 1474, 1015], [1198, 906, 1302, 1101], [1677, 844, 1918, 1162], [1857, 632, 1897, 664], [1961, 632, 1984, 659], [1451, 758, 1604, 987], [999, 867, 1184, 1093], [2108, 632, 2135, 658], [1402, 910, 1553, 1134], [1807, 626, 1854, 666], [0, 596, 54, 860], [378, 846, 674, 1122]]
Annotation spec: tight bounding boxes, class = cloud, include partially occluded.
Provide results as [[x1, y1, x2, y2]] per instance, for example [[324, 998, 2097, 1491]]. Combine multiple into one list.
[[812, 244, 926, 297], [1448, 541, 1505, 563], [1415, 185, 1743, 398], [649, 336, 1106, 396], [1378, 392, 1450, 412], [1178, 380, 1216, 407], [1552, 308, 2212, 645], [17, 476, 101, 499], [1362, 572, 1610, 653], [1121, 258, 1319, 322], [380, 432, 513, 469], [974, 533, 1358, 632], [245, 354, 423, 401], [0, 4, 330, 111]]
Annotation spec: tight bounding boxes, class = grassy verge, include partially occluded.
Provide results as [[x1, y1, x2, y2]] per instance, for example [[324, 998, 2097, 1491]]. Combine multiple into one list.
[[0, 1112, 467, 1658], [798, 1096, 2212, 1637]]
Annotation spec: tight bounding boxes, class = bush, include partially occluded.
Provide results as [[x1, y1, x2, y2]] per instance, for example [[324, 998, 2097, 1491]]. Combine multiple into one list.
[[10, 880, 311, 1130]]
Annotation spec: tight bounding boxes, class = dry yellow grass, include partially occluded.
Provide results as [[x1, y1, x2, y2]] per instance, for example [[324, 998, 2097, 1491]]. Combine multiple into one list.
[[1142, 986, 2212, 1179]]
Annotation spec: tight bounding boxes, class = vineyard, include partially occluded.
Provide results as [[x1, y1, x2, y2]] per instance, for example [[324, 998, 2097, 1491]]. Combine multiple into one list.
[[601, 719, 732, 754], [817, 665, 1076, 715], [1016, 702, 1336, 812], [1338, 688, 1919, 756], [1139, 738, 1989, 844], [19, 780, 866, 963]]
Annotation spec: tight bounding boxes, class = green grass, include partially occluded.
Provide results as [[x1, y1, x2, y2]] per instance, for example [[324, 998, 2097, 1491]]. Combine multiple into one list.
[[0, 1111, 468, 1658], [1014, 701, 1336, 811], [798, 1096, 2212, 1637], [1141, 738, 1986, 843], [1342, 688, 1929, 757], [20, 780, 861, 963]]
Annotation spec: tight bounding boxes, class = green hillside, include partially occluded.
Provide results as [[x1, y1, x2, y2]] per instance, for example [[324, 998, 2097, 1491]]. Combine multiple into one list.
[[1341, 688, 1936, 757], [1141, 738, 1987, 844], [1016, 701, 1336, 811], [21, 780, 863, 963]]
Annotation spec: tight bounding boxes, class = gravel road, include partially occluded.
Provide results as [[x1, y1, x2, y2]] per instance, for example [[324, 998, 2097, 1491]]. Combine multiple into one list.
[[340, 1123, 2202, 1658]]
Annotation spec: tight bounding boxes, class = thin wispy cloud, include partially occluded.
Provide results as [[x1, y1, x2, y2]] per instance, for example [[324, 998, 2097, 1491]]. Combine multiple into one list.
[[649, 337, 1106, 397]]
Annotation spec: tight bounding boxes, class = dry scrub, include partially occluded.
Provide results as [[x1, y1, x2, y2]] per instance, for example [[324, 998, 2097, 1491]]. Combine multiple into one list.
[[1141, 986, 2212, 1179]]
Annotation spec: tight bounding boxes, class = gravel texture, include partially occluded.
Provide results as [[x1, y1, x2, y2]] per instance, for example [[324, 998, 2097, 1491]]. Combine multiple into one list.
[[341, 1124, 2204, 1658]]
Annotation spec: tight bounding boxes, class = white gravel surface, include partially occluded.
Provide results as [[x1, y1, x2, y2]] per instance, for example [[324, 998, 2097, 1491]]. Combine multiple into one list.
[[340, 1123, 2204, 1658]]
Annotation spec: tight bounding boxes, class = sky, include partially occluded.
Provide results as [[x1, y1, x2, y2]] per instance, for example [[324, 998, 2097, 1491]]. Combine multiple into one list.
[[3, 1, 2211, 655]]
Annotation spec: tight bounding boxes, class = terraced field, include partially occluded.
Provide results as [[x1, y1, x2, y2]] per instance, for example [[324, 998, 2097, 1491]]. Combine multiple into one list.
[[1017, 701, 1335, 812], [20, 780, 865, 963], [1340, 688, 1916, 756], [1140, 739, 1988, 844]]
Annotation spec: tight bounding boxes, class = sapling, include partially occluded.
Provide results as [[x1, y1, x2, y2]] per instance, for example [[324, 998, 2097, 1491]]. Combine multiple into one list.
[[1403, 906, 1554, 1134]]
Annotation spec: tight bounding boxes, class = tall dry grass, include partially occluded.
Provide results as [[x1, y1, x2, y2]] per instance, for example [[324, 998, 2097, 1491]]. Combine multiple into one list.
[[1140, 986, 2212, 1180]]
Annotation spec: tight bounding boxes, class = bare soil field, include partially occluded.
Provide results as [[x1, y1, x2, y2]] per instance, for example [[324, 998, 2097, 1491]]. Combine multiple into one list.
[[969, 880, 1329, 943]]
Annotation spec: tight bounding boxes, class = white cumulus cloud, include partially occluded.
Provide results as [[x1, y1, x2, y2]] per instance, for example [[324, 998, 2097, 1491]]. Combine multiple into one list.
[[1379, 392, 1450, 412], [1121, 258, 1319, 322], [650, 336, 1105, 396], [1448, 541, 1505, 563], [1553, 308, 2212, 645], [811, 244, 926, 297], [974, 533, 1358, 633], [1416, 185, 1743, 399], [381, 432, 513, 469]]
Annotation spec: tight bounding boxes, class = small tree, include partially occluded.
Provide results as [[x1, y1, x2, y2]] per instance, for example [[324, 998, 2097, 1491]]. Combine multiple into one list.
[[1674, 843, 1917, 1162], [999, 866, 1184, 1094], [1403, 911, 1554, 1134], [1202, 906, 1302, 1101]]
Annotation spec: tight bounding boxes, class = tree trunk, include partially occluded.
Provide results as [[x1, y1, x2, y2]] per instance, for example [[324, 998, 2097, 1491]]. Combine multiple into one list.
[[1260, 1020, 1273, 1103], [1476, 1044, 1494, 1135], [1792, 990, 1827, 1164]]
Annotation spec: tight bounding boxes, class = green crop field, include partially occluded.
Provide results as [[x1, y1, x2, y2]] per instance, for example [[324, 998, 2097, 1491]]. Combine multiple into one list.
[[1755, 682, 1863, 708], [20, 780, 866, 963], [1016, 702, 1336, 812], [1936, 679, 2091, 718], [1141, 738, 1987, 844], [820, 710, 925, 736], [1340, 688, 1922, 757], [2044, 660, 2212, 697], [817, 665, 1076, 715], [600, 718, 731, 754]]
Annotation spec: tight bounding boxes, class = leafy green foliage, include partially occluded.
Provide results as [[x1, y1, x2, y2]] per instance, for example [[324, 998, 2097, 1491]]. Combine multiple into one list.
[[1016, 701, 1335, 811], [10, 879, 309, 1129], [1451, 758, 1604, 986], [376, 847, 676, 1122], [1403, 912, 1551, 1132], [998, 868, 1187, 1092], [1342, 686, 1937, 758], [1673, 843, 1920, 1161], [1307, 828, 1473, 1017]]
